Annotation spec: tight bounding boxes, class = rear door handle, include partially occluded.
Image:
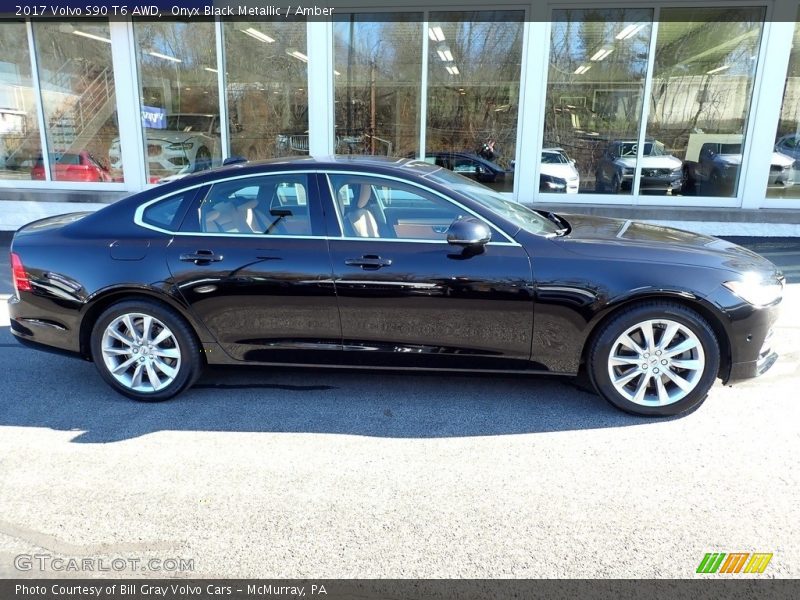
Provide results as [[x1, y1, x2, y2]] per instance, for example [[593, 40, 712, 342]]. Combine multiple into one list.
[[180, 250, 224, 264], [344, 255, 392, 270]]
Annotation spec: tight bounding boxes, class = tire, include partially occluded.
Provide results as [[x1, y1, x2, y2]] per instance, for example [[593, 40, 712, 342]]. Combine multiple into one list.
[[90, 300, 203, 401], [587, 302, 720, 417]]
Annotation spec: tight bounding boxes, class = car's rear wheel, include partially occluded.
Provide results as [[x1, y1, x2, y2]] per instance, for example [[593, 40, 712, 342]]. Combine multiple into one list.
[[588, 302, 720, 416], [90, 300, 203, 401]]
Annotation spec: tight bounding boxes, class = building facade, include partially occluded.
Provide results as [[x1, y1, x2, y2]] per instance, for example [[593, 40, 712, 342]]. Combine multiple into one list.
[[2, 0, 800, 230]]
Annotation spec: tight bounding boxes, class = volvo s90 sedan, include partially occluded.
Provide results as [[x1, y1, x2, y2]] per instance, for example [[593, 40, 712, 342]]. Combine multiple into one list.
[[7, 157, 783, 416]]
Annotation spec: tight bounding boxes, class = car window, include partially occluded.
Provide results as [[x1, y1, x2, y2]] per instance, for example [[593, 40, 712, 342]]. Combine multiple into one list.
[[185, 174, 313, 236], [142, 192, 190, 231], [327, 173, 491, 241], [542, 152, 567, 164]]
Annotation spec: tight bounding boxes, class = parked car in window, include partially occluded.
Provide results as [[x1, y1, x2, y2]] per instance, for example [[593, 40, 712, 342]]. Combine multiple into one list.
[[7, 157, 784, 417], [540, 148, 580, 193], [685, 133, 794, 195], [595, 139, 683, 194], [109, 113, 221, 181], [30, 151, 112, 182]]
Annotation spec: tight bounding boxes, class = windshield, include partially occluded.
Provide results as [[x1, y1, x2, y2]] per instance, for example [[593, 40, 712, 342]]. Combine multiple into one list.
[[619, 142, 664, 156], [164, 115, 213, 132], [541, 151, 568, 164], [423, 168, 562, 236]]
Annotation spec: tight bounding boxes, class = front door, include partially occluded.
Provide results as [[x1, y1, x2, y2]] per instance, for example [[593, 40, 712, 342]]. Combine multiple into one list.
[[323, 173, 534, 370], [166, 172, 341, 363]]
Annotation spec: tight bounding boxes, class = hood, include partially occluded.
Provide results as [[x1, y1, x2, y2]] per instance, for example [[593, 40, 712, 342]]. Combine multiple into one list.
[[615, 155, 682, 169], [715, 154, 742, 166], [772, 152, 794, 167], [555, 213, 781, 278], [145, 131, 207, 144], [540, 163, 579, 180]]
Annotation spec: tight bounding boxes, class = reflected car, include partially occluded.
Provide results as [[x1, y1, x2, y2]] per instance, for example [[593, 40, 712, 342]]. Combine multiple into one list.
[[423, 151, 513, 192], [691, 141, 794, 194], [774, 134, 800, 162], [30, 151, 113, 183], [595, 140, 683, 194], [109, 113, 220, 179], [540, 148, 580, 193], [7, 157, 783, 417]]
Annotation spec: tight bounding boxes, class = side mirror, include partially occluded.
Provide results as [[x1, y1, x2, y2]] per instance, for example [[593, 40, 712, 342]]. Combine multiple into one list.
[[446, 218, 491, 247]]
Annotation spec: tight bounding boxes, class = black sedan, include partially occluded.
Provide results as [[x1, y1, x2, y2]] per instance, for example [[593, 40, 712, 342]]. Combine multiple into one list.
[[7, 157, 784, 416]]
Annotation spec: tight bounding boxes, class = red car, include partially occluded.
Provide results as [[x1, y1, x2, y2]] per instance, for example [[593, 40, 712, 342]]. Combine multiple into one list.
[[31, 151, 112, 182]]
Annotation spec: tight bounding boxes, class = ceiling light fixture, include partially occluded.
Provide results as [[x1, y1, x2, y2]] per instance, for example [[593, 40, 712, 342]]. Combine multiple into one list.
[[706, 65, 730, 74], [148, 51, 182, 63], [287, 50, 309, 63], [428, 26, 445, 42], [72, 30, 111, 44], [241, 28, 275, 43], [616, 23, 645, 40]]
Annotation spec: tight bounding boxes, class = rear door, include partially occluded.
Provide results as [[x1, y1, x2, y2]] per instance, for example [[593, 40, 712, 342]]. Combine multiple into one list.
[[165, 172, 341, 363]]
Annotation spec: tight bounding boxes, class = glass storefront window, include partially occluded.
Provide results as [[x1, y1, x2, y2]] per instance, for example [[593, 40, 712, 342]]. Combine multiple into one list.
[[644, 8, 764, 198], [225, 20, 308, 161], [425, 11, 523, 194], [133, 21, 219, 183], [545, 9, 653, 196], [769, 7, 800, 200], [334, 14, 422, 158], [0, 20, 41, 181], [32, 20, 121, 182]]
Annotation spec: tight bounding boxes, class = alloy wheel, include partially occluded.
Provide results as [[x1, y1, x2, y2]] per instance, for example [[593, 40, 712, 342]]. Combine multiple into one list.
[[100, 312, 182, 393], [606, 318, 706, 407]]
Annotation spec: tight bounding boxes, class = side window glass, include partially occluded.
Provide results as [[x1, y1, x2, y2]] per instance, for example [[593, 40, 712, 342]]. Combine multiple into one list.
[[328, 174, 490, 241], [189, 174, 312, 235], [142, 193, 188, 231]]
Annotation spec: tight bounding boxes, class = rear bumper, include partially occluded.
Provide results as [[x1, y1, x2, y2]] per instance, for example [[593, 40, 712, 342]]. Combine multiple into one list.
[[7, 293, 82, 356]]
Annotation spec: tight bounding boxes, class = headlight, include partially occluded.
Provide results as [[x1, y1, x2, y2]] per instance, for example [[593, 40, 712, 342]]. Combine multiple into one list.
[[167, 142, 194, 151], [723, 274, 783, 307], [541, 175, 567, 191], [671, 167, 683, 175]]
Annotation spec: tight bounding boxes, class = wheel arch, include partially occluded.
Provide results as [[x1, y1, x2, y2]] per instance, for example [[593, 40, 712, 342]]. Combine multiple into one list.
[[78, 286, 210, 360], [579, 292, 732, 380]]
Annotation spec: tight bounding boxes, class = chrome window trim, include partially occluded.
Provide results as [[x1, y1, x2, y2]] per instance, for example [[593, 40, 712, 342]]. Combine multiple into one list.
[[132, 168, 521, 246]]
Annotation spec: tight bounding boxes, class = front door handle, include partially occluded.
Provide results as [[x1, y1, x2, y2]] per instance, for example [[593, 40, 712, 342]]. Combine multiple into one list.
[[344, 255, 392, 270], [180, 250, 224, 265]]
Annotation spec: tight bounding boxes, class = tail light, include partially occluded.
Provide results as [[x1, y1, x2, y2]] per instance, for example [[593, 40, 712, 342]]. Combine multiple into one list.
[[11, 252, 31, 293]]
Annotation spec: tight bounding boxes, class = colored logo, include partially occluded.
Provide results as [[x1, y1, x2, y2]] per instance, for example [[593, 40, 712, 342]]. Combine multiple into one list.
[[697, 552, 773, 574]]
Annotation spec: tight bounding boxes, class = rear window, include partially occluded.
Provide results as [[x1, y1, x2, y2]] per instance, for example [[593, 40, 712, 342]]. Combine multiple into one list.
[[142, 193, 190, 230]]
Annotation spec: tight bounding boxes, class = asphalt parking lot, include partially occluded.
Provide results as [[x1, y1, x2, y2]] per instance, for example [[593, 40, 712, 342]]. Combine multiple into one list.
[[0, 236, 798, 578]]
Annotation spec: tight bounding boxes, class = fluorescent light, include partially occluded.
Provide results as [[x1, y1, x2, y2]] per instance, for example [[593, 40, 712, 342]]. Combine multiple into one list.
[[590, 48, 613, 61], [574, 65, 591, 75], [287, 50, 308, 63], [72, 30, 111, 44], [445, 65, 460, 75], [437, 48, 453, 62], [204, 67, 218, 73], [616, 23, 645, 40], [444, 49, 453, 61], [428, 26, 445, 42], [706, 65, 730, 74], [437, 49, 447, 62], [334, 70, 341, 76], [241, 28, 275, 44], [148, 51, 181, 63]]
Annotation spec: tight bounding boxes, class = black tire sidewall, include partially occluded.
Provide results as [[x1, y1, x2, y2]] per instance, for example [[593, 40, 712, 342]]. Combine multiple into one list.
[[90, 300, 202, 402], [589, 303, 720, 417]]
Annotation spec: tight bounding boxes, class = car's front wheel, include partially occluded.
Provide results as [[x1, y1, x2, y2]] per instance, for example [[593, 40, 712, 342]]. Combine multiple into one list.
[[90, 300, 203, 401], [588, 302, 720, 416]]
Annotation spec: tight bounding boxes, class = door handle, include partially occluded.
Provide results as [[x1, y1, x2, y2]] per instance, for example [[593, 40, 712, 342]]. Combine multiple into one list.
[[344, 255, 392, 270], [180, 250, 224, 264]]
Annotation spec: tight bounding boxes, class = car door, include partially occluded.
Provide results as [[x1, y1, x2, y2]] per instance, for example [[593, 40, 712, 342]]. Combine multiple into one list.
[[166, 172, 342, 364], [322, 172, 534, 370]]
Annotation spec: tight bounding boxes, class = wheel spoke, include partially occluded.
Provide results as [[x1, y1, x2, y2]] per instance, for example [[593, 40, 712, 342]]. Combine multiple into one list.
[[151, 328, 172, 346], [141, 315, 153, 344], [108, 328, 135, 347], [664, 338, 698, 358], [122, 314, 139, 343], [609, 355, 641, 366], [614, 368, 642, 386], [131, 362, 145, 388], [153, 358, 177, 379], [663, 368, 692, 391], [658, 322, 679, 350], [641, 322, 656, 352], [152, 347, 180, 359], [103, 346, 131, 356], [655, 376, 670, 405], [619, 334, 645, 355], [633, 372, 652, 403], [145, 362, 161, 390], [112, 356, 137, 374], [671, 359, 702, 371]]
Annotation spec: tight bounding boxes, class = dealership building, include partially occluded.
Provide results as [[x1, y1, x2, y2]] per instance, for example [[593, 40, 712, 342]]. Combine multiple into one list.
[[2, 0, 800, 234]]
